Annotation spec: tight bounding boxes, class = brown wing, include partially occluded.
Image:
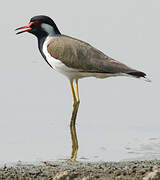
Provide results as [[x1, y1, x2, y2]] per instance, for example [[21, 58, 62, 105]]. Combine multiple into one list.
[[47, 35, 136, 74]]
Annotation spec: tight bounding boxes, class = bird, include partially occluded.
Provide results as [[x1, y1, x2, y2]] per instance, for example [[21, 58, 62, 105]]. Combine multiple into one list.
[[15, 15, 150, 161]]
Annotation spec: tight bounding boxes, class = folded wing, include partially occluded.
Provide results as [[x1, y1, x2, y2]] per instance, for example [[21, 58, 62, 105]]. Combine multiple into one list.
[[47, 35, 146, 78]]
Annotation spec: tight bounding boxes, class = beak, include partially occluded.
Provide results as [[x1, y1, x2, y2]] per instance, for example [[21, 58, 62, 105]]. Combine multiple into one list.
[[15, 22, 35, 35]]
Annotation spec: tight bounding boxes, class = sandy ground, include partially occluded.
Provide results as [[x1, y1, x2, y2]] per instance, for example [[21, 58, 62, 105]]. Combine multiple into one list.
[[0, 160, 160, 180]]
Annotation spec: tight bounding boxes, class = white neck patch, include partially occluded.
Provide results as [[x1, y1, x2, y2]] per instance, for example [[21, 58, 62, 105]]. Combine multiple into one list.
[[41, 23, 54, 35]]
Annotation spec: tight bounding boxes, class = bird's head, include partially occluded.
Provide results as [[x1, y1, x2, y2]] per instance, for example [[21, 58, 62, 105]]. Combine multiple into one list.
[[15, 15, 61, 37]]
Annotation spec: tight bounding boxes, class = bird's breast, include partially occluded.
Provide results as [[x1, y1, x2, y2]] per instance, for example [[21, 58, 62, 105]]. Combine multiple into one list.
[[42, 37, 81, 80]]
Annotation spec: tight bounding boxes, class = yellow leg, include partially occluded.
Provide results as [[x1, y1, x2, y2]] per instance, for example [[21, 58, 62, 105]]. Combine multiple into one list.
[[69, 80, 80, 161], [75, 79, 80, 103], [70, 80, 77, 103]]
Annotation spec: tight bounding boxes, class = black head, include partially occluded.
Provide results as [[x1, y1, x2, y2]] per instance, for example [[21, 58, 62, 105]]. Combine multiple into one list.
[[15, 15, 61, 38]]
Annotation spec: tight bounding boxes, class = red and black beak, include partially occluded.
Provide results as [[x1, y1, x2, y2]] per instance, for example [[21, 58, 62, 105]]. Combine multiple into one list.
[[15, 22, 35, 35]]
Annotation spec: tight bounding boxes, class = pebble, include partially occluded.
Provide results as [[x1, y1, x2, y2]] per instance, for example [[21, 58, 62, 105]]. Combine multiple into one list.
[[0, 160, 160, 180]]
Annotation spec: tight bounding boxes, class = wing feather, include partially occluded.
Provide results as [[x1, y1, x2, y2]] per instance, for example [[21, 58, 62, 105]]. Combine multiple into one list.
[[47, 35, 137, 74]]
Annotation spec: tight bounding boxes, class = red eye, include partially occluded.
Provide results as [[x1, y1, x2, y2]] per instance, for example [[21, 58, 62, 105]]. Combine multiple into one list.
[[33, 20, 41, 26]]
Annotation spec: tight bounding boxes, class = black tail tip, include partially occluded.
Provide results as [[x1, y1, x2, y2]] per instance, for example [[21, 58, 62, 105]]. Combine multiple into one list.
[[127, 71, 146, 78], [127, 71, 151, 82]]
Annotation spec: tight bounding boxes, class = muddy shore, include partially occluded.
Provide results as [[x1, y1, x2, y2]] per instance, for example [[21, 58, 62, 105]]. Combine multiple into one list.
[[0, 160, 160, 180]]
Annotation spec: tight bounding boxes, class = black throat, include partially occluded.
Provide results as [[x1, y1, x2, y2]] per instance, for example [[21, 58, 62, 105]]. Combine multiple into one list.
[[37, 35, 52, 67]]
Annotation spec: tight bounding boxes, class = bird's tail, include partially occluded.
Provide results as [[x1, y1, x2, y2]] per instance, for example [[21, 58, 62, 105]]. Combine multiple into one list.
[[126, 71, 151, 82]]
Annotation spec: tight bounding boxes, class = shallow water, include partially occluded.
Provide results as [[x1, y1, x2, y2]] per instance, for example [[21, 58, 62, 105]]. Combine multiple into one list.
[[0, 75, 159, 164], [1, 129, 160, 165], [0, 72, 160, 164]]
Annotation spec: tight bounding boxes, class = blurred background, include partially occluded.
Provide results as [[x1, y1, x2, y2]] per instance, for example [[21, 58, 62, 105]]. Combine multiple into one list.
[[0, 0, 159, 164]]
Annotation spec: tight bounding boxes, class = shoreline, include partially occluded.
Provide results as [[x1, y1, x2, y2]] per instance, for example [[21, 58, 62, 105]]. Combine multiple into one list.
[[0, 160, 160, 179]]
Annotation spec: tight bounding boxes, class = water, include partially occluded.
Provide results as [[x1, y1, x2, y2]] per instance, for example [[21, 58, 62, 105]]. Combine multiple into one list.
[[0, 69, 159, 164], [0, 74, 159, 164], [1, 126, 160, 164]]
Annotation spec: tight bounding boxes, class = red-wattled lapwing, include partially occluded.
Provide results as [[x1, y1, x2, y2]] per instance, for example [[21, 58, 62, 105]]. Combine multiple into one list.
[[15, 15, 150, 161]]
